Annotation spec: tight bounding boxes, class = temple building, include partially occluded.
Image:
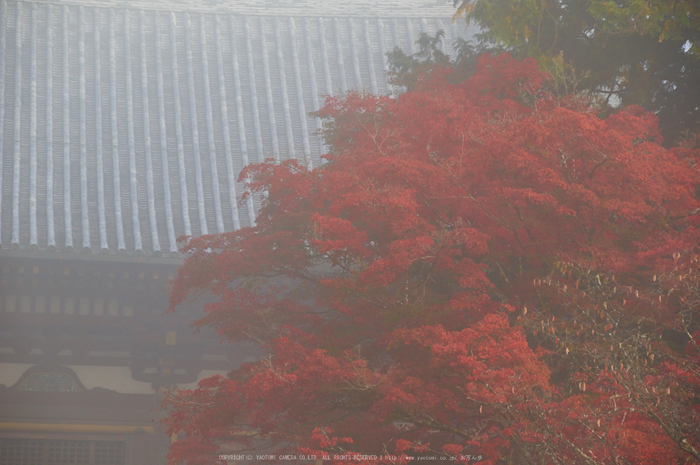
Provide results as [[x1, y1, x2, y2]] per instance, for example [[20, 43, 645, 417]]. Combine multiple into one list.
[[0, 0, 473, 463]]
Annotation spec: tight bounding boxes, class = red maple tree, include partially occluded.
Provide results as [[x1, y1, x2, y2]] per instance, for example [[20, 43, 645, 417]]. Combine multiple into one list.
[[164, 54, 700, 465]]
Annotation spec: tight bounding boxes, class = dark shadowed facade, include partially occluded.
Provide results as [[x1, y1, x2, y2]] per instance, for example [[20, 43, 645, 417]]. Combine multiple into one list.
[[0, 0, 473, 463]]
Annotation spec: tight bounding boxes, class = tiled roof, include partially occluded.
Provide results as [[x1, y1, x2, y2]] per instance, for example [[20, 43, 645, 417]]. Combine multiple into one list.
[[0, 0, 473, 257]]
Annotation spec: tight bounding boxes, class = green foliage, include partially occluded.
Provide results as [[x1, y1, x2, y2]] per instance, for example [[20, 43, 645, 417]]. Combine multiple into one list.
[[386, 30, 452, 90], [453, 0, 700, 144], [386, 31, 501, 90]]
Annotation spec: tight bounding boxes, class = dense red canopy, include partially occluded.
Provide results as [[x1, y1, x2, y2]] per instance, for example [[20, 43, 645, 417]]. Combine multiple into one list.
[[165, 54, 700, 465]]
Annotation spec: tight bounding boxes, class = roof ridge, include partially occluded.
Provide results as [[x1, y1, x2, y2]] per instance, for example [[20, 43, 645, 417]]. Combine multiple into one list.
[[6, 0, 460, 18]]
